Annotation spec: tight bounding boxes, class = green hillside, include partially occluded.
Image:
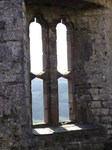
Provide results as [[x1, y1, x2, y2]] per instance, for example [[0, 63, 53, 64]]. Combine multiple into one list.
[[31, 77, 69, 124]]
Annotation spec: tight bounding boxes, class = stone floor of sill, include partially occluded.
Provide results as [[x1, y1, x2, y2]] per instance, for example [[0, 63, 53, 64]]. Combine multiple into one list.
[[32, 123, 102, 135]]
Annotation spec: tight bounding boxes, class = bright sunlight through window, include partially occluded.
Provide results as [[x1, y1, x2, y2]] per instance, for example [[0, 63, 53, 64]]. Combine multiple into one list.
[[30, 18, 43, 75], [56, 22, 68, 74]]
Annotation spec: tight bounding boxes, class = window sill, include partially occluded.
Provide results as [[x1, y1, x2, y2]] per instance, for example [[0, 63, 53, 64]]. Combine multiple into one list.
[[32, 123, 103, 135], [32, 123, 106, 150]]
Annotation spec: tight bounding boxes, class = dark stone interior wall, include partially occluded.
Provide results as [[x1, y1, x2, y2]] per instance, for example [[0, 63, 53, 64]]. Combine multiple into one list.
[[75, 9, 112, 141], [73, 8, 112, 141]]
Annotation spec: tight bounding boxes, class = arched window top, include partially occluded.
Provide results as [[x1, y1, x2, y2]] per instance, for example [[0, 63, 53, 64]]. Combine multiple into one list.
[[29, 18, 42, 40], [56, 22, 67, 40]]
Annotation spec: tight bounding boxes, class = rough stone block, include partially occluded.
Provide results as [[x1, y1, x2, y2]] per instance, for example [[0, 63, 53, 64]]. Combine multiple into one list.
[[101, 116, 112, 124], [91, 108, 109, 115], [102, 101, 112, 108], [89, 101, 101, 108]]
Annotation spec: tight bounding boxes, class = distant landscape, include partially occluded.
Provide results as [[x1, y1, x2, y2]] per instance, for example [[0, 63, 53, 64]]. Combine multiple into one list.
[[31, 77, 69, 124]]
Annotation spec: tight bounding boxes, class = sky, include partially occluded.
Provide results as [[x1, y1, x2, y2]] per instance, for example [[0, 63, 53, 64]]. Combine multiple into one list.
[[29, 20, 68, 74]]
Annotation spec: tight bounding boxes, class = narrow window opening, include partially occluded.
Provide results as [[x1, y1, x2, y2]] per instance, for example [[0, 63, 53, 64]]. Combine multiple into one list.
[[56, 23, 68, 74], [29, 19, 44, 125], [30, 18, 43, 74], [31, 78, 44, 124], [56, 22, 69, 122], [58, 77, 69, 122]]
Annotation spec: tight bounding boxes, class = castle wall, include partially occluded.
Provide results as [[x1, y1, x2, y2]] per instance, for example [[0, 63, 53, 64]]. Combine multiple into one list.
[[0, 0, 112, 149], [0, 1, 30, 149]]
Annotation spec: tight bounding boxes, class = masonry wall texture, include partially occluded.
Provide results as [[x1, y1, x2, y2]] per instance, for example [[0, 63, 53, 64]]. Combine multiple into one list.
[[0, 0, 112, 149]]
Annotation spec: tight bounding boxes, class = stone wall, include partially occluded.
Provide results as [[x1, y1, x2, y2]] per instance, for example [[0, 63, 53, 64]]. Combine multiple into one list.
[[0, 0, 112, 149], [0, 1, 30, 149], [74, 8, 112, 140]]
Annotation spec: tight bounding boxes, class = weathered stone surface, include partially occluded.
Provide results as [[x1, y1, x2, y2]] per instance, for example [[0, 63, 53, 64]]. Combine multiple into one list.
[[91, 108, 109, 115], [88, 101, 101, 108]]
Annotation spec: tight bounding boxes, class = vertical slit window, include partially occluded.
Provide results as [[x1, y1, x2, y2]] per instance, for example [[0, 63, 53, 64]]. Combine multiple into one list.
[[29, 19, 44, 125], [56, 23, 68, 74], [56, 22, 69, 122], [30, 19, 43, 74], [58, 77, 69, 122], [31, 78, 44, 124]]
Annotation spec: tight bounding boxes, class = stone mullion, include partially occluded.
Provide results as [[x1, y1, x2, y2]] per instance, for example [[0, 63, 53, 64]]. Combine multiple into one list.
[[49, 26, 59, 124], [67, 27, 75, 121], [68, 79, 75, 121], [42, 27, 51, 124], [67, 28, 72, 71]]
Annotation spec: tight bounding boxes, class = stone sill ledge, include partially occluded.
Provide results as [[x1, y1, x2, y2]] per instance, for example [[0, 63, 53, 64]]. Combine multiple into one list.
[[32, 123, 104, 135]]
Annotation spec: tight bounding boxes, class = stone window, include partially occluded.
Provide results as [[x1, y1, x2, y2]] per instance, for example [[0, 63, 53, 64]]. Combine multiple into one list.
[[29, 16, 74, 125]]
